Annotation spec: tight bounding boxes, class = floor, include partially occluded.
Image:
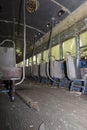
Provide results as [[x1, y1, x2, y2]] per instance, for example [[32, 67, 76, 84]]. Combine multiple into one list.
[[0, 79, 87, 130]]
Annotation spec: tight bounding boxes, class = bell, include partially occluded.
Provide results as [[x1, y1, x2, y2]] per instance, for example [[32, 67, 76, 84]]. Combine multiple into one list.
[[26, 0, 39, 13]]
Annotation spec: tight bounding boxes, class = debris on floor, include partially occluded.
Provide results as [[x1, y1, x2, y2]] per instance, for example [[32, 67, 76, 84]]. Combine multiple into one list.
[[29, 101, 40, 111], [1, 80, 87, 130], [16, 91, 40, 111]]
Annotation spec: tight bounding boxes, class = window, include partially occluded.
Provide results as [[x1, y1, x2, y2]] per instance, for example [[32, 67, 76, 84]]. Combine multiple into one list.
[[63, 38, 76, 58], [80, 31, 87, 47], [17, 61, 23, 67], [43, 50, 48, 62], [29, 57, 32, 65], [80, 31, 87, 57], [33, 55, 36, 64], [37, 53, 41, 64], [51, 45, 60, 60], [25, 59, 29, 66]]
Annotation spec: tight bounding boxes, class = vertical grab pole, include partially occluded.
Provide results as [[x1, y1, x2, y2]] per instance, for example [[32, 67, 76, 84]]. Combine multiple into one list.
[[59, 34, 63, 60], [16, 0, 26, 86], [23, 0, 26, 80], [75, 34, 81, 78], [41, 51, 43, 62], [36, 54, 38, 64], [76, 34, 80, 61]]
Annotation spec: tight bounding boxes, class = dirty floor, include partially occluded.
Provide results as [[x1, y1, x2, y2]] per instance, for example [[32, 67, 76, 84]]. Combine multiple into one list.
[[0, 79, 87, 130]]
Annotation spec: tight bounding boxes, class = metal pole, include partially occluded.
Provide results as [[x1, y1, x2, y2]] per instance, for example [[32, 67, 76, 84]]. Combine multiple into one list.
[[41, 51, 43, 62], [13, 18, 16, 41], [36, 54, 37, 64], [75, 34, 80, 64], [16, 0, 26, 86], [59, 34, 63, 60], [59, 44, 63, 60], [75, 34, 81, 78], [32, 56, 33, 65]]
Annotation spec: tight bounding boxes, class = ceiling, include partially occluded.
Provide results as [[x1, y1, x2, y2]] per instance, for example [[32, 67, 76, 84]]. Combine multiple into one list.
[[0, 0, 86, 62]]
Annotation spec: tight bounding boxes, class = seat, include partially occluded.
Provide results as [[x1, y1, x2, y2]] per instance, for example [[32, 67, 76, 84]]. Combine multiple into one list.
[[25, 66, 31, 78], [66, 55, 86, 93], [46, 60, 65, 86], [31, 64, 39, 80], [40, 62, 48, 83], [40, 62, 47, 78], [50, 60, 65, 79], [0, 47, 21, 101]]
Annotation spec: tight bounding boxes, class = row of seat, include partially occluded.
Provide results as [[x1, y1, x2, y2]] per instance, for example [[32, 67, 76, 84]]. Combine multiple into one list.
[[25, 60, 65, 80], [25, 55, 87, 94]]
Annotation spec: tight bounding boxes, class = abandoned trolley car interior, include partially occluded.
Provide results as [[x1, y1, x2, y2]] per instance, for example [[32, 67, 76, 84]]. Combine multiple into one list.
[[0, 0, 87, 130]]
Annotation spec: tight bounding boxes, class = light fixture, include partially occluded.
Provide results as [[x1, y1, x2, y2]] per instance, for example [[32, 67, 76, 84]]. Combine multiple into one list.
[[26, 0, 40, 13], [46, 22, 51, 27], [57, 9, 65, 17], [38, 32, 41, 35]]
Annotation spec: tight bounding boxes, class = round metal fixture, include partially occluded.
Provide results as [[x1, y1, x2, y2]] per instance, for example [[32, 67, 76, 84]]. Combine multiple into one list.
[[57, 9, 65, 17], [26, 0, 39, 13], [46, 22, 50, 27]]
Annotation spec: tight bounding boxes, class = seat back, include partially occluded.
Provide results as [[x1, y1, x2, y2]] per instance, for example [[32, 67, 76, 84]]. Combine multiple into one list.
[[25, 66, 31, 77], [40, 62, 47, 78], [66, 56, 81, 80], [31, 64, 39, 77], [50, 60, 65, 79], [80, 68, 87, 79], [0, 47, 16, 67]]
